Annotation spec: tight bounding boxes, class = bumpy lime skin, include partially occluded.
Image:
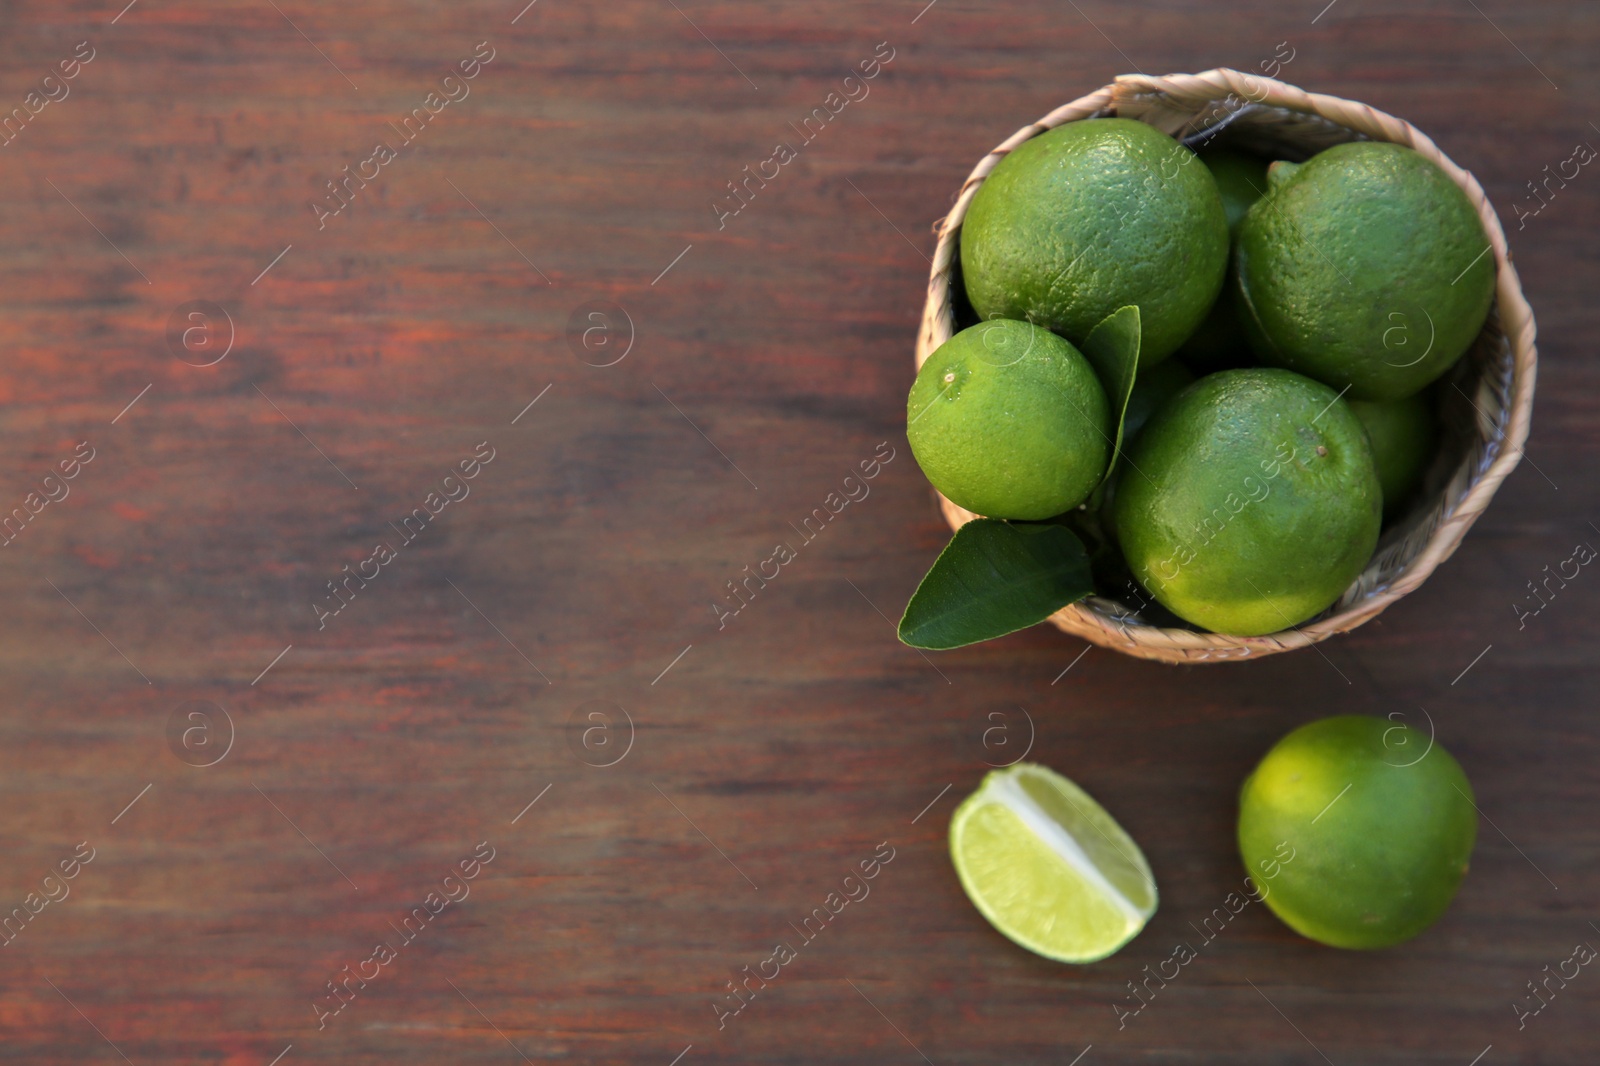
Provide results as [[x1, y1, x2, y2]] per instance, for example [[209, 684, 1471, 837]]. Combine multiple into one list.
[[1238, 715, 1477, 950], [960, 118, 1229, 366], [1112, 368, 1381, 635], [1235, 142, 1495, 401], [908, 320, 1111, 521]]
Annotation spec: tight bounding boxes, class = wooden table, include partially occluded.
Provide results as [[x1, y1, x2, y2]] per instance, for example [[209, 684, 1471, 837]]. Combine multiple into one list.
[[0, 1, 1594, 1062]]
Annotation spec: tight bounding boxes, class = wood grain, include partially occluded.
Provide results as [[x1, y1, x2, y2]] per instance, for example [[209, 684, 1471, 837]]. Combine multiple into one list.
[[0, 1, 1595, 1063]]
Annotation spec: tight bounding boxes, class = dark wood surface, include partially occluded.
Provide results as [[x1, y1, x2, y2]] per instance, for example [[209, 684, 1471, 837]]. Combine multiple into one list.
[[0, 1, 1595, 1063]]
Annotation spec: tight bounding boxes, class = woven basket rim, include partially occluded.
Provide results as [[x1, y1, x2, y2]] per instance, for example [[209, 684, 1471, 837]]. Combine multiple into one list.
[[915, 67, 1538, 664]]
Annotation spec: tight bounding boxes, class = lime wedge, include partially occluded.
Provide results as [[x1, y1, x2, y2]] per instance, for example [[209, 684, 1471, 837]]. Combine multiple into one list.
[[949, 763, 1157, 963]]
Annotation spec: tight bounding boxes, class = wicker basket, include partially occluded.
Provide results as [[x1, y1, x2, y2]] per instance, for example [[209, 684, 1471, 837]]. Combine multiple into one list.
[[914, 68, 1537, 664]]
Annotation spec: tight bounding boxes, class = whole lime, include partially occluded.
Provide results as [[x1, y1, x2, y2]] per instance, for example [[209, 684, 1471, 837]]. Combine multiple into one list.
[[960, 118, 1229, 366], [1235, 142, 1495, 400], [1112, 368, 1381, 635], [908, 320, 1111, 520], [1349, 392, 1439, 520], [1177, 146, 1271, 373], [1238, 715, 1477, 950]]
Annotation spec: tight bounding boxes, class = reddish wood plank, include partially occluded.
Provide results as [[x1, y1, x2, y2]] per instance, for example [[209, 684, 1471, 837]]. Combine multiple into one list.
[[0, 1, 1595, 1063]]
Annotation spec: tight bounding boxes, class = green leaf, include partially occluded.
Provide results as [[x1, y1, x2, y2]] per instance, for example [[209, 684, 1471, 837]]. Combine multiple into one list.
[[898, 519, 1095, 650], [1079, 305, 1142, 486]]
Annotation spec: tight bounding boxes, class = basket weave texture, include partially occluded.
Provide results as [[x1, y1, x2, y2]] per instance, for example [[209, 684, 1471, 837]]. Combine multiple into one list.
[[914, 68, 1538, 664]]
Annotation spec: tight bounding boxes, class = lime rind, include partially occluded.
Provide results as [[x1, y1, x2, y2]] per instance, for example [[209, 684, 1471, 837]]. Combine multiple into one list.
[[1012, 767, 1158, 915]]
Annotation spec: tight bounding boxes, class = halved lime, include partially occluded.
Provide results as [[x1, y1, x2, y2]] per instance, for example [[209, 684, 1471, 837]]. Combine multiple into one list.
[[948, 763, 1157, 962]]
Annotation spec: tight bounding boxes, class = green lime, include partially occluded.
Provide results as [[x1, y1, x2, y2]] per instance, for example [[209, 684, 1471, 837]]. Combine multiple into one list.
[[1349, 392, 1439, 520], [949, 762, 1157, 963], [1236, 142, 1495, 400], [908, 320, 1111, 520], [1176, 147, 1271, 373], [1112, 368, 1381, 635], [1200, 144, 1271, 237], [1238, 715, 1477, 949], [960, 118, 1229, 366]]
